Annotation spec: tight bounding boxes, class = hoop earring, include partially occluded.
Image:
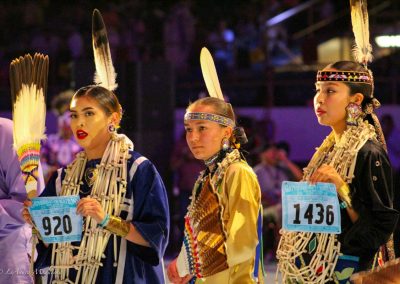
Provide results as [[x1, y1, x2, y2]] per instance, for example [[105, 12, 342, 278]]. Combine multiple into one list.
[[108, 124, 116, 133], [346, 103, 362, 126], [221, 137, 230, 151]]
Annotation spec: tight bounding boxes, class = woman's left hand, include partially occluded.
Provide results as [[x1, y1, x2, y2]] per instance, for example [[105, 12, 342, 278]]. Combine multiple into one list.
[[309, 163, 344, 190], [76, 197, 105, 223]]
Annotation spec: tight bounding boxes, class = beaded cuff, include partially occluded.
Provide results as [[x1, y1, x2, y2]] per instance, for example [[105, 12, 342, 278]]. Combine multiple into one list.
[[184, 112, 235, 127], [316, 71, 372, 84]]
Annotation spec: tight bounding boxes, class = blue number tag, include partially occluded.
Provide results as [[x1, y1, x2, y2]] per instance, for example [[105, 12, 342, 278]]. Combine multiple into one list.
[[29, 196, 83, 243], [282, 181, 341, 234]]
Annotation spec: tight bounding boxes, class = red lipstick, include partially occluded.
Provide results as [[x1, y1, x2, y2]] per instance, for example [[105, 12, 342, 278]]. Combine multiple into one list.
[[76, 129, 88, 140], [316, 108, 326, 116]]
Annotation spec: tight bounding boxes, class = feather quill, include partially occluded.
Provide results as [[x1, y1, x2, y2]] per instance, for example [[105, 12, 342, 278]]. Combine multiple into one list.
[[350, 0, 373, 65], [10, 53, 48, 198], [92, 9, 118, 91], [200, 47, 224, 100]]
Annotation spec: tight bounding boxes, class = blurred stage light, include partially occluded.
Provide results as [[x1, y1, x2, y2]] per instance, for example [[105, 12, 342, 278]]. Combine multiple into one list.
[[375, 35, 400, 47]]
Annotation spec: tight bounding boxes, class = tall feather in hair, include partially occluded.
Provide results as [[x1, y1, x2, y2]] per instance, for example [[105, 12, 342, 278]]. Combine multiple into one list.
[[200, 47, 224, 100], [10, 53, 48, 199], [350, 0, 373, 65], [92, 9, 118, 91]]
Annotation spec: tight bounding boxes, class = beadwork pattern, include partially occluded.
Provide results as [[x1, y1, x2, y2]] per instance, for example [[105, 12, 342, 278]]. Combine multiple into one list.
[[184, 112, 235, 127], [316, 71, 372, 84]]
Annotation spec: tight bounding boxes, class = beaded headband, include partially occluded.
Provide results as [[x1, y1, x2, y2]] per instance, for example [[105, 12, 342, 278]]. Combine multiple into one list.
[[184, 112, 235, 127], [316, 70, 372, 85]]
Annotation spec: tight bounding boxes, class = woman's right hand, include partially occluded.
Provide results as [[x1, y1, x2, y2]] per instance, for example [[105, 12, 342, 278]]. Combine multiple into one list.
[[167, 258, 193, 284], [22, 200, 33, 225]]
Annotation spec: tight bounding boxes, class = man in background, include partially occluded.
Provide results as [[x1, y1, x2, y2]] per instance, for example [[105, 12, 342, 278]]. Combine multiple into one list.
[[254, 141, 302, 261]]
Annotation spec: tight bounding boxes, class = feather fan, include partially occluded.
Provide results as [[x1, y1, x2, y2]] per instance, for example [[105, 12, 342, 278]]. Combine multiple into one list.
[[200, 47, 224, 100], [92, 9, 118, 91], [350, 0, 373, 65], [10, 53, 48, 199]]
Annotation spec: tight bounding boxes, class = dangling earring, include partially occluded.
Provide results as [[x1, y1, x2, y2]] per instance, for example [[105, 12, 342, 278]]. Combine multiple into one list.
[[346, 102, 362, 126], [108, 123, 116, 133], [221, 137, 230, 151]]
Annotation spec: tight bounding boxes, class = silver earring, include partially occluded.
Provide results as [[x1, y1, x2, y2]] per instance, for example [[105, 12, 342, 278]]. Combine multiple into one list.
[[108, 124, 116, 133], [222, 138, 230, 151]]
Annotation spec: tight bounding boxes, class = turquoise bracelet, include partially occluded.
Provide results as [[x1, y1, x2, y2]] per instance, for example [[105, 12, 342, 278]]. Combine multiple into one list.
[[98, 213, 110, 227]]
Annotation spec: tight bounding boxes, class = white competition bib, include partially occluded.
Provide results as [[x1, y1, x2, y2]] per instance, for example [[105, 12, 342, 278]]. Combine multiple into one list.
[[29, 196, 83, 243], [282, 181, 341, 234]]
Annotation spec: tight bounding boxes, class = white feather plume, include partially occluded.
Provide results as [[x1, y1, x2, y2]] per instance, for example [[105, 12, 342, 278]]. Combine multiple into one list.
[[12, 87, 46, 148], [350, 0, 373, 65], [92, 9, 118, 91], [200, 47, 224, 100]]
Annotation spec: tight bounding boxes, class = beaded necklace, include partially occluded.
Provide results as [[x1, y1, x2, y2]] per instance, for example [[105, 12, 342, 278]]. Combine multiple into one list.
[[204, 152, 220, 167], [49, 134, 131, 284]]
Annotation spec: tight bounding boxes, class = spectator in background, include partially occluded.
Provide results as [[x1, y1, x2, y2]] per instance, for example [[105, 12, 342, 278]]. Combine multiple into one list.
[[208, 20, 236, 71], [119, 16, 147, 63], [67, 25, 84, 61], [164, 2, 195, 72], [41, 90, 81, 182], [258, 0, 288, 65], [253, 141, 302, 261], [235, 18, 259, 69]]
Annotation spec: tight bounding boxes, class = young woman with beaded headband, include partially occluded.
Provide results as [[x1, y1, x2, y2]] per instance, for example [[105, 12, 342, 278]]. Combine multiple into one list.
[[167, 48, 264, 283], [276, 1, 399, 283], [22, 9, 170, 283]]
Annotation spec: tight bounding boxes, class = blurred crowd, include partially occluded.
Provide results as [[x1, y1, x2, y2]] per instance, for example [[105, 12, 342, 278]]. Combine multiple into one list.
[[1, 0, 398, 110], [0, 0, 340, 89]]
